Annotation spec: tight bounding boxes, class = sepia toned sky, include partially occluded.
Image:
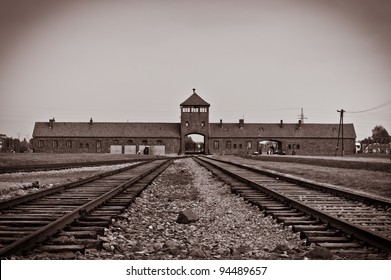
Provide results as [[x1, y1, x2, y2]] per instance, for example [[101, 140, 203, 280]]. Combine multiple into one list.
[[0, 0, 390, 141]]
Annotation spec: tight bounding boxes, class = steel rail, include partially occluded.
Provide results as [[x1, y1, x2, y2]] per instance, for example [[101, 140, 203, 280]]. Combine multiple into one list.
[[0, 160, 153, 210], [0, 158, 155, 174], [196, 156, 391, 251], [204, 156, 391, 207], [0, 159, 171, 257]]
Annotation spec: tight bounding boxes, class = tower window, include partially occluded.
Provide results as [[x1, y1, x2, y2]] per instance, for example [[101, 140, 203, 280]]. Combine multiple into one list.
[[201, 121, 205, 127], [200, 107, 207, 112], [191, 107, 199, 113], [185, 121, 189, 126]]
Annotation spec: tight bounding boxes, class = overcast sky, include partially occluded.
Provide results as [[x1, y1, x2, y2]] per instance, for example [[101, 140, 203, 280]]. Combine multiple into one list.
[[0, 0, 390, 141]]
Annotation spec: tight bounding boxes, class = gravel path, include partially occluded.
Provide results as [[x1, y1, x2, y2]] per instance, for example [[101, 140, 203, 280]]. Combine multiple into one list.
[[79, 158, 313, 260]]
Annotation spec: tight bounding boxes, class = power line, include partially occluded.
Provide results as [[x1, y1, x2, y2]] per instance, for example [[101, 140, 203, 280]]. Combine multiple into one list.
[[345, 99, 391, 114]]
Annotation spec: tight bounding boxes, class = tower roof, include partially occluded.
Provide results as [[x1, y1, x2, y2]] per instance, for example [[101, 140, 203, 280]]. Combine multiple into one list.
[[180, 89, 210, 107]]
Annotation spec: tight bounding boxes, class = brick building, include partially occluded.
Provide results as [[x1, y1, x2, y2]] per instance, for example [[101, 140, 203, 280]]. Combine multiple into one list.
[[32, 89, 356, 155]]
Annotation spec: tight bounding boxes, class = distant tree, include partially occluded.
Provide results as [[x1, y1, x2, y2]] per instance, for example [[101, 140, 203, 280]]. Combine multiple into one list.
[[372, 125, 390, 144]]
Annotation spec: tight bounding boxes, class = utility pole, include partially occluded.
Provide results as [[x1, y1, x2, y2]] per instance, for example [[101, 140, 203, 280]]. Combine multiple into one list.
[[335, 109, 345, 156], [297, 108, 307, 124]]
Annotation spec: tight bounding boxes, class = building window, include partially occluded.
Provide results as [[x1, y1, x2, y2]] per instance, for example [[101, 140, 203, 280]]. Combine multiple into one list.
[[296, 144, 300, 149], [66, 140, 72, 148], [142, 140, 148, 144], [114, 140, 119, 144], [233, 144, 237, 149], [239, 144, 242, 149], [247, 141, 252, 149], [201, 121, 205, 127], [127, 140, 133, 144], [97, 140, 101, 148], [157, 140, 163, 145], [39, 140, 44, 148], [80, 143, 83, 148], [214, 141, 219, 149], [86, 143, 89, 148], [52, 140, 58, 148], [226, 141, 231, 149], [288, 144, 292, 149]]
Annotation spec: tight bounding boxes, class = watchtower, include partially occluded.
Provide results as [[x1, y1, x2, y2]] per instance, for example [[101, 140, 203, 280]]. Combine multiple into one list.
[[180, 89, 210, 154]]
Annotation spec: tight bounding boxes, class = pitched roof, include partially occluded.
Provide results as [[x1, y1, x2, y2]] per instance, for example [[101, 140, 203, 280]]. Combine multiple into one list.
[[33, 122, 181, 138], [209, 123, 356, 139], [180, 91, 210, 107]]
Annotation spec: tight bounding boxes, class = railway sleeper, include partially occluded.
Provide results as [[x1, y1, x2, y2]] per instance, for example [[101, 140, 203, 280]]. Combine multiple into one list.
[[0, 237, 23, 245], [0, 214, 61, 220], [317, 242, 363, 249], [329, 248, 382, 257], [300, 230, 342, 239], [306, 236, 351, 245], [293, 225, 329, 232], [276, 216, 313, 223], [78, 215, 112, 222], [85, 210, 119, 216], [66, 226, 105, 234], [73, 220, 110, 227], [35, 244, 86, 254], [0, 220, 50, 226], [269, 211, 306, 218], [281, 220, 320, 226], [0, 230, 32, 238], [251, 202, 287, 210], [57, 231, 98, 239]]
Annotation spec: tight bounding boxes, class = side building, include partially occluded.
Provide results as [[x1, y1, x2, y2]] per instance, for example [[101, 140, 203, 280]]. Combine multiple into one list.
[[32, 90, 356, 155]]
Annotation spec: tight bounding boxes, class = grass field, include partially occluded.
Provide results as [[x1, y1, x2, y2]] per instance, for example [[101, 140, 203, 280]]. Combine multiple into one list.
[[0, 153, 150, 167]]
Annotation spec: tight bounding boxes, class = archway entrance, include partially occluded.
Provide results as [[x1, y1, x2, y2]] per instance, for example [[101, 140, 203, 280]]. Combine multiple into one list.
[[184, 134, 205, 154], [258, 140, 283, 155]]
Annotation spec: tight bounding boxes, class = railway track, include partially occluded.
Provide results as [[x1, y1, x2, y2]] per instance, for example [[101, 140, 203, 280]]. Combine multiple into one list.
[[194, 156, 391, 258], [0, 158, 173, 258], [0, 158, 155, 174]]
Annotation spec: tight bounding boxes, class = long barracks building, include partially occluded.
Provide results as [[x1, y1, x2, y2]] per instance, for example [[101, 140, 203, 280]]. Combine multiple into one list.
[[32, 89, 356, 155]]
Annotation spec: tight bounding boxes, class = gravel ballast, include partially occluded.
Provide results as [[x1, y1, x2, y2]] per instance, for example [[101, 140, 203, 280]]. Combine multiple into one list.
[[79, 158, 313, 260]]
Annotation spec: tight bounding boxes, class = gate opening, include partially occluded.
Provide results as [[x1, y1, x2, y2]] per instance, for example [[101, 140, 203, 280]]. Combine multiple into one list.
[[185, 134, 205, 154], [258, 140, 283, 155]]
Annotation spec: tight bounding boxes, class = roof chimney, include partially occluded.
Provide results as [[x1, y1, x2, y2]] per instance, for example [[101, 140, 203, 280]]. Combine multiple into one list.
[[280, 120, 283, 128], [193, 88, 196, 93], [220, 119, 223, 127], [239, 119, 244, 128], [49, 118, 55, 129], [90, 118, 93, 125]]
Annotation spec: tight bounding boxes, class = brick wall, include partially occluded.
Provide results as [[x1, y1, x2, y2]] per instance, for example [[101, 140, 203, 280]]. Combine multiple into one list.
[[33, 137, 180, 155]]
